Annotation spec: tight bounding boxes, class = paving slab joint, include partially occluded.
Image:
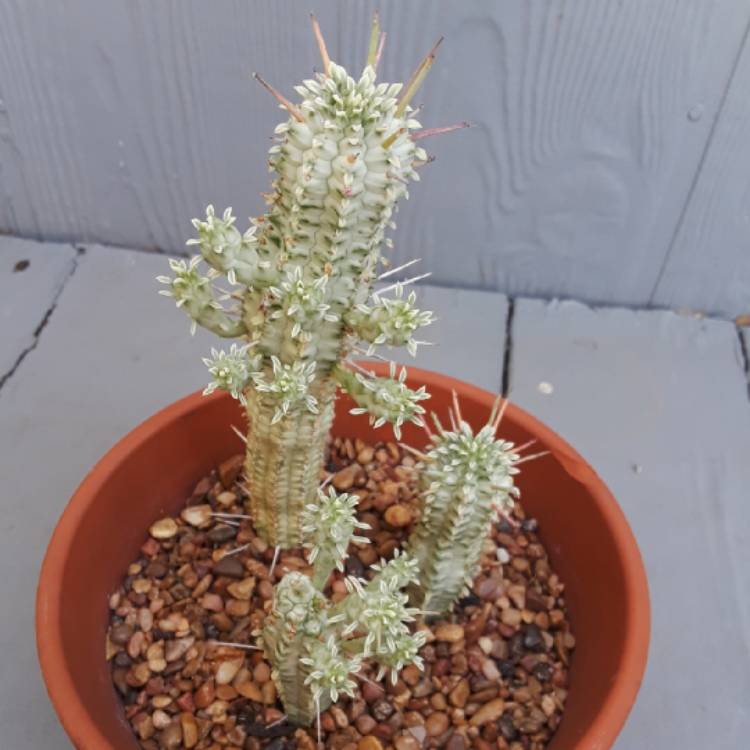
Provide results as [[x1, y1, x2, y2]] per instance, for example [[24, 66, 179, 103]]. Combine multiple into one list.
[[0, 246, 85, 391], [501, 297, 515, 397]]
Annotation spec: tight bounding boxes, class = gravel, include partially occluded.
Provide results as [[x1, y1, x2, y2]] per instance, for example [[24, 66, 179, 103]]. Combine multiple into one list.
[[107, 436, 575, 749]]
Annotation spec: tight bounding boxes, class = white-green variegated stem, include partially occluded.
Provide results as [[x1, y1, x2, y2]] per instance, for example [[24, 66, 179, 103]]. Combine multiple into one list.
[[245, 377, 337, 548], [302, 487, 370, 590], [407, 400, 522, 617], [263, 557, 424, 724], [156, 16, 465, 547], [335, 362, 429, 439]]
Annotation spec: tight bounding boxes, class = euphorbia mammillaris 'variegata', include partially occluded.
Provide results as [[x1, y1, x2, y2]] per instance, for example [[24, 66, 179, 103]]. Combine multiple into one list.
[[157, 14, 470, 548]]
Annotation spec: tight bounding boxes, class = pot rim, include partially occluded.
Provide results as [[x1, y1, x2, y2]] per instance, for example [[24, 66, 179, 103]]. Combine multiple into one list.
[[36, 364, 650, 749]]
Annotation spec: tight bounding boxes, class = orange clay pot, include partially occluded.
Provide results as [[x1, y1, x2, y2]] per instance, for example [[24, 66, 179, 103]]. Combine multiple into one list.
[[37, 364, 649, 749]]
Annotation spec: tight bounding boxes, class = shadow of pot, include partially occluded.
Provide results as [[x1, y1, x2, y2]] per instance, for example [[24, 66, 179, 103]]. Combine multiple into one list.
[[37, 364, 649, 749]]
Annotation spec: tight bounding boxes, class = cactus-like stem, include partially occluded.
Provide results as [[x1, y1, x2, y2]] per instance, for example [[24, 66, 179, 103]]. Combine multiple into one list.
[[262, 492, 424, 726], [335, 362, 429, 439], [157, 16, 469, 547], [407, 400, 522, 617], [245, 376, 337, 547]]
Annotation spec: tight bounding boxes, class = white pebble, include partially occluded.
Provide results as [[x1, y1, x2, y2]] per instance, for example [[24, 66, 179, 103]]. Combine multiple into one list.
[[496, 547, 510, 564]]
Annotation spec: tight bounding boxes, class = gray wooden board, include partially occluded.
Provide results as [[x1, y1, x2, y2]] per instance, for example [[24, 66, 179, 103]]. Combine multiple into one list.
[[2, 1, 750, 311], [0, 237, 77, 382], [0, 238, 505, 747], [508, 298, 750, 750], [651, 22, 750, 318]]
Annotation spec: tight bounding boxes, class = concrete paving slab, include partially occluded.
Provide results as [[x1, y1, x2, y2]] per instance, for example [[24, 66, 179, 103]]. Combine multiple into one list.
[[509, 298, 750, 750], [0, 237, 77, 384], [0, 240, 506, 748]]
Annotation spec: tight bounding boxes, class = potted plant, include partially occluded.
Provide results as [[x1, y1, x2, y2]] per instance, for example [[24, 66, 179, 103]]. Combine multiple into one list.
[[37, 13, 649, 750]]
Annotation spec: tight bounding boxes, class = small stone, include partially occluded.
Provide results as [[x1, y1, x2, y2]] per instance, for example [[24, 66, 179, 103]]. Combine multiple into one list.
[[394, 735, 420, 750], [226, 598, 251, 617], [425, 711, 449, 736], [330, 705, 348, 728], [357, 447, 374, 464], [181, 504, 212, 527], [212, 555, 245, 578], [200, 593, 224, 612], [215, 657, 243, 685], [501, 608, 522, 627], [194, 680, 215, 709], [110, 623, 133, 646], [446, 732, 467, 750], [434, 623, 464, 643], [469, 698, 505, 726], [180, 713, 199, 748], [372, 699, 394, 721], [152, 709, 171, 730], [355, 714, 377, 734], [160, 720, 182, 748], [208, 524, 237, 543], [332, 463, 359, 490], [216, 490, 237, 507], [358, 737, 383, 750], [236, 681, 263, 702], [523, 624, 545, 652], [541, 694, 557, 716], [476, 577, 502, 601], [149, 517, 178, 540], [227, 577, 256, 601], [218, 454, 243, 487], [261, 681, 276, 704], [165, 636, 194, 663], [449, 678, 470, 708], [383, 504, 412, 528], [253, 661, 271, 684], [361, 681, 385, 703]]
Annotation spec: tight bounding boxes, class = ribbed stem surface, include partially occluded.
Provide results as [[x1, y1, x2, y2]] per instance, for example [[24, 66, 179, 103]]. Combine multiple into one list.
[[245, 377, 337, 547]]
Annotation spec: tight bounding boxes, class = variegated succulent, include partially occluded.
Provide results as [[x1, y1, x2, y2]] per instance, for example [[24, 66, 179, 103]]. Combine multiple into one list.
[[406, 395, 525, 616], [157, 13, 468, 548], [260, 487, 425, 726]]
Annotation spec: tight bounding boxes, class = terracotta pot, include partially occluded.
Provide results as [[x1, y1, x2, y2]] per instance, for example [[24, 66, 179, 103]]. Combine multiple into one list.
[[37, 364, 649, 749]]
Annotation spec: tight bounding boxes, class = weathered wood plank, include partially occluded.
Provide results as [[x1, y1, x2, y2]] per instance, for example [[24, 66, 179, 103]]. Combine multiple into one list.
[[651, 26, 750, 318], [0, 1, 748, 309], [508, 298, 750, 749], [0, 236, 77, 383]]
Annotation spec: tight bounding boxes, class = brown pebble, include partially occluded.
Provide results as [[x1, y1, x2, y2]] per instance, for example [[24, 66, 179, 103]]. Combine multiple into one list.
[[200, 593, 224, 612], [394, 735, 420, 750], [434, 623, 464, 643], [181, 504, 212, 527], [449, 678, 470, 708], [355, 715, 377, 734], [215, 657, 243, 685], [383, 504, 412, 528], [470, 698, 505, 726], [194, 680, 215, 709], [179, 712, 198, 748], [226, 577, 256, 601], [160, 720, 182, 748], [253, 661, 271, 684], [358, 736, 384, 750], [333, 463, 359, 490], [425, 711, 449, 736], [218, 454, 243, 487], [149, 517, 178, 540], [236, 681, 263, 702], [110, 623, 133, 646], [165, 636, 194, 663], [212, 555, 245, 579]]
